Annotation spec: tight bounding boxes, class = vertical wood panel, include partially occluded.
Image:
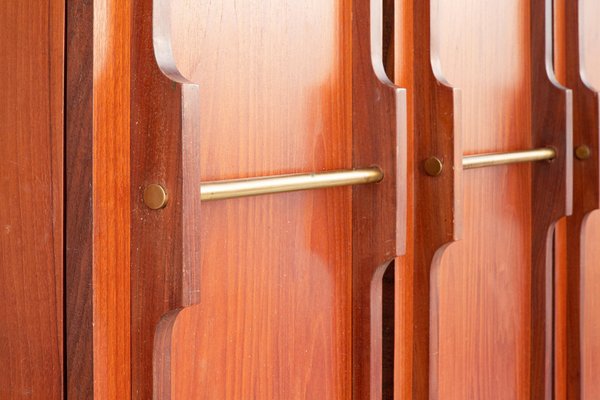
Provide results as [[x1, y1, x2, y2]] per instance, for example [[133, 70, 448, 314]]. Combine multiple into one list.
[[579, 1, 600, 398], [153, 0, 357, 398], [92, 0, 132, 398], [66, 0, 94, 396], [0, 0, 64, 398]]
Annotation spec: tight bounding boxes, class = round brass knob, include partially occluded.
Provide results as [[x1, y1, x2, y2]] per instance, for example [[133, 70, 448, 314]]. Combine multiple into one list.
[[424, 157, 444, 177], [143, 184, 168, 210], [575, 145, 591, 161]]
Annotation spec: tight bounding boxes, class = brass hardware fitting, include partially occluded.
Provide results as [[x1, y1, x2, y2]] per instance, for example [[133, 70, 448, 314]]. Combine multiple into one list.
[[143, 184, 169, 209], [575, 145, 591, 160], [425, 147, 557, 176], [200, 168, 383, 201]]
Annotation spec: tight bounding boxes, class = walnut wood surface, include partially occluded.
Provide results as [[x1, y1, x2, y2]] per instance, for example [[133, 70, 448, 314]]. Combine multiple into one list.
[[65, 0, 93, 397], [0, 0, 64, 398]]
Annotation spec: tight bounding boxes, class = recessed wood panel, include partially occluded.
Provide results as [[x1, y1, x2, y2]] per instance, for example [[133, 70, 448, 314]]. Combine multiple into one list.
[[580, 1, 600, 398], [0, 0, 64, 398], [434, 1, 532, 398], [162, 1, 353, 398]]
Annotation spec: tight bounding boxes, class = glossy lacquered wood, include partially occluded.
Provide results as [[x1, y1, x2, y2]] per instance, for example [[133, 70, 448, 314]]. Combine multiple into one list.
[[352, 0, 407, 398], [130, 0, 201, 398], [66, 0, 132, 398], [552, 0, 600, 398], [144, 0, 358, 398], [0, 0, 64, 398], [395, 0, 571, 398]]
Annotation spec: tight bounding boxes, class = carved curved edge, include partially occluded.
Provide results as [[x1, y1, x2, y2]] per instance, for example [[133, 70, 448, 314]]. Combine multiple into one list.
[[563, 0, 600, 397], [408, 0, 462, 398], [530, 0, 574, 397], [352, 0, 409, 398], [131, 0, 202, 398]]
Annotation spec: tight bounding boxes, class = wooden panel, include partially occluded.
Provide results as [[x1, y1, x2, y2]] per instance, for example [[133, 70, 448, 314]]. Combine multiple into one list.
[[143, 0, 364, 398], [352, 0, 406, 398], [66, 0, 132, 398], [394, 0, 571, 398], [130, 0, 201, 398], [553, 0, 600, 398], [65, 0, 94, 396], [579, 1, 600, 398], [0, 0, 64, 398]]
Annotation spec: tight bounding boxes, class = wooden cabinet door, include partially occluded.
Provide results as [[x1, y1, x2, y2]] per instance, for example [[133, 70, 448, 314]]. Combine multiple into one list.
[[0, 1, 64, 398]]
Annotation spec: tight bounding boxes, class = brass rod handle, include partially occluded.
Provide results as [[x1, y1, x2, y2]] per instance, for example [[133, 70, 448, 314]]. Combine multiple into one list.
[[425, 147, 557, 176], [462, 147, 556, 169], [199, 168, 383, 201]]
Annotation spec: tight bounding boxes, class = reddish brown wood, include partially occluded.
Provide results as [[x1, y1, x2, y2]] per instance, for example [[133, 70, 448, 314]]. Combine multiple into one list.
[[408, 0, 462, 398], [148, 0, 356, 398], [530, 0, 573, 397], [352, 0, 407, 398], [65, 0, 94, 397], [555, 0, 600, 398], [130, 0, 201, 398], [0, 0, 64, 398]]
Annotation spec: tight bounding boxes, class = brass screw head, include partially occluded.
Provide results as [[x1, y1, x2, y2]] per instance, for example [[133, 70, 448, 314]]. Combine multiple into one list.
[[424, 157, 444, 177], [143, 184, 168, 210], [575, 145, 591, 161]]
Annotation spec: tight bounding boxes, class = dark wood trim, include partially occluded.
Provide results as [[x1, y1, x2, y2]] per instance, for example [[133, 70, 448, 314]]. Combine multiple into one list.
[[530, 0, 573, 397], [65, 0, 94, 397], [352, 0, 407, 397]]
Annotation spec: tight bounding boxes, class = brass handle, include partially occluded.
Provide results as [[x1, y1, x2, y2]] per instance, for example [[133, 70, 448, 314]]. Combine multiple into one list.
[[424, 147, 557, 176], [199, 167, 383, 201]]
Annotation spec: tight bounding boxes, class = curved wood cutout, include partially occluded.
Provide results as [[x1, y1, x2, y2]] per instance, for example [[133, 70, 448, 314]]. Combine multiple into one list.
[[131, 0, 201, 398], [530, 0, 572, 396], [404, 0, 462, 398], [562, 0, 600, 397], [352, 0, 408, 398]]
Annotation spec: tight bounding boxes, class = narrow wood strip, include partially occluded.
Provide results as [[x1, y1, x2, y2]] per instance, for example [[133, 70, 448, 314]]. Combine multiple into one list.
[[92, 0, 132, 398], [65, 0, 94, 397], [131, 0, 201, 398], [530, 0, 573, 397], [352, 0, 407, 398], [411, 0, 461, 397]]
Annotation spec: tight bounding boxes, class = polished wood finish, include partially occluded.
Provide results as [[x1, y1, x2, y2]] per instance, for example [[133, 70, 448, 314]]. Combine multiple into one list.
[[147, 0, 360, 397], [530, 0, 573, 396], [65, 0, 94, 396], [130, 0, 201, 398], [392, 0, 461, 397], [352, 0, 407, 398], [0, 0, 64, 398], [395, 0, 571, 398], [553, 0, 600, 397], [67, 0, 132, 398]]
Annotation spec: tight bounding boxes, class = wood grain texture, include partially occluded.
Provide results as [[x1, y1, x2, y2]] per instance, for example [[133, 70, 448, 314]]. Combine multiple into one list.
[[149, 0, 360, 398], [130, 0, 201, 398], [65, 0, 94, 397], [576, 1, 600, 398], [394, 0, 571, 398], [0, 0, 64, 398], [352, 0, 407, 398], [92, 0, 133, 398], [552, 0, 600, 398], [530, 0, 572, 397]]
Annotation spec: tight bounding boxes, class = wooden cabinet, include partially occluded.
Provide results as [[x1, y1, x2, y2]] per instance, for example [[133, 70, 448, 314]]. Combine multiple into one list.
[[1, 0, 599, 398]]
